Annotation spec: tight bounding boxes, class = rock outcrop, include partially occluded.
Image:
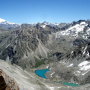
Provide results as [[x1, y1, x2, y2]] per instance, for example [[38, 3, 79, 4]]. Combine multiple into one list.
[[0, 69, 19, 90]]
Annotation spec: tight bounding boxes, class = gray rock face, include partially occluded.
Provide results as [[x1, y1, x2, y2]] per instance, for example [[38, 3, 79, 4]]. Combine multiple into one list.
[[0, 23, 64, 68], [0, 19, 90, 89], [45, 20, 90, 86], [0, 23, 20, 30]]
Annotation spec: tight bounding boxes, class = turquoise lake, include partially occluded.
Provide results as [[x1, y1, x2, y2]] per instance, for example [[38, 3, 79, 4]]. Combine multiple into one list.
[[63, 82, 78, 86], [35, 69, 50, 79], [35, 69, 79, 86]]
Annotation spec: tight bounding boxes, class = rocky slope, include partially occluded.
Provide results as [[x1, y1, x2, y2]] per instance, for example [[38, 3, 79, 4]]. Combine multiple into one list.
[[0, 68, 19, 90], [0, 19, 90, 89], [0, 22, 67, 68], [0, 60, 90, 90], [45, 20, 90, 86]]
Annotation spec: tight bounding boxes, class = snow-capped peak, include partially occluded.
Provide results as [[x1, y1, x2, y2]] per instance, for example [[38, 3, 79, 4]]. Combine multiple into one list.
[[0, 18, 15, 24], [0, 18, 6, 23], [56, 21, 88, 38], [0, 18, 20, 30], [42, 21, 59, 26]]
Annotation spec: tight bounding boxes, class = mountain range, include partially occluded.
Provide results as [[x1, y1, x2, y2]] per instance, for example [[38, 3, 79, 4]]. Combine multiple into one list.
[[0, 18, 90, 90]]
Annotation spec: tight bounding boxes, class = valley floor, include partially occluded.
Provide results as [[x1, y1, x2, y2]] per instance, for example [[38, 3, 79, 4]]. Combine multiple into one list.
[[0, 60, 90, 90]]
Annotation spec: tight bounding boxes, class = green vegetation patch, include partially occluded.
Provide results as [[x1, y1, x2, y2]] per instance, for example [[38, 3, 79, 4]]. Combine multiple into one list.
[[34, 58, 51, 68]]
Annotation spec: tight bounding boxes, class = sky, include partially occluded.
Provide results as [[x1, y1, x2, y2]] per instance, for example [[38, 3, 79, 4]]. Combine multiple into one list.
[[0, 0, 90, 24]]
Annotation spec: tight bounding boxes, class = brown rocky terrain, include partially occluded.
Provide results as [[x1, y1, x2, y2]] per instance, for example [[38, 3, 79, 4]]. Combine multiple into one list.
[[0, 69, 19, 90]]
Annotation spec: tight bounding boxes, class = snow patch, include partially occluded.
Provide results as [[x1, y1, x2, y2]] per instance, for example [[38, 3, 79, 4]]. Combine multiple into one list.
[[50, 87, 54, 90], [6, 21, 15, 24], [46, 65, 49, 68], [87, 51, 89, 56], [41, 25, 46, 28], [69, 63, 73, 67], [71, 51, 73, 54], [50, 72, 55, 77], [56, 22, 88, 38], [82, 46, 87, 55], [78, 61, 89, 67], [80, 22, 86, 25], [0, 18, 6, 23], [78, 61, 90, 70], [74, 61, 90, 76]]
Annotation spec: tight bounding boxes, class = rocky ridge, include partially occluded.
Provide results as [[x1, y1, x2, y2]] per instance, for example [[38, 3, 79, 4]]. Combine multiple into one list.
[[0, 19, 90, 89]]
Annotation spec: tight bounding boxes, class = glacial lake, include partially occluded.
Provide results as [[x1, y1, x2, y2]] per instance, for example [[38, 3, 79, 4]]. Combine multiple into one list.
[[35, 69, 79, 86], [35, 69, 50, 79], [63, 82, 78, 86]]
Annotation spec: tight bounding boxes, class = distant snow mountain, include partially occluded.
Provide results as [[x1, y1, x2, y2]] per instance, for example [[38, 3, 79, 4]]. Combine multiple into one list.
[[0, 18, 6, 23], [0, 18, 15, 24], [37, 21, 67, 29], [42, 21, 59, 26], [0, 18, 67, 30], [0, 18, 20, 30], [56, 20, 90, 39]]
